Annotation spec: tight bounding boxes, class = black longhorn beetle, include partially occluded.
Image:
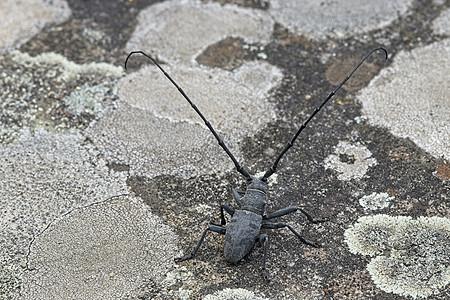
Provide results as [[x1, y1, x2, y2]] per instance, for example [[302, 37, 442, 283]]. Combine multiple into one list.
[[125, 47, 388, 280]]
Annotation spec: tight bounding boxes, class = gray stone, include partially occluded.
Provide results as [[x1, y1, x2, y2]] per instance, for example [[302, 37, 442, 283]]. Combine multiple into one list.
[[0, 129, 128, 266], [0, 0, 71, 52], [269, 0, 413, 40], [126, 0, 274, 64], [358, 40, 450, 160], [22, 195, 179, 299], [433, 8, 450, 36]]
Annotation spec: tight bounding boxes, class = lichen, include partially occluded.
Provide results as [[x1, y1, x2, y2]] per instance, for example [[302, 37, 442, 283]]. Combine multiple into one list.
[[0, 51, 122, 143], [203, 288, 268, 300], [344, 215, 450, 298], [359, 192, 394, 210], [324, 141, 377, 181]]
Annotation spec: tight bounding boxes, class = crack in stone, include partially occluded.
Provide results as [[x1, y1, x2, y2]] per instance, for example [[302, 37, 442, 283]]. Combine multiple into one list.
[[24, 193, 130, 271]]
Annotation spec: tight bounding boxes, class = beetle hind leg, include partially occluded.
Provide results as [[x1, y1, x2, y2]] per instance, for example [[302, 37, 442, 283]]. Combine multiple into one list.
[[264, 206, 329, 224], [175, 225, 226, 262], [261, 222, 321, 248]]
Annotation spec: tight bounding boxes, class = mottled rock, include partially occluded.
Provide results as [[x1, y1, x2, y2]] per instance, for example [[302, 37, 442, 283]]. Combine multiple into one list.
[[0, 0, 71, 51], [358, 40, 450, 160]]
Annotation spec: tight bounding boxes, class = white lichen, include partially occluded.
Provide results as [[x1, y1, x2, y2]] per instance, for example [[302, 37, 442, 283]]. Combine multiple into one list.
[[432, 8, 450, 35], [359, 192, 394, 210], [203, 288, 268, 300], [64, 82, 117, 115], [10, 50, 123, 81], [195, 204, 213, 216], [324, 141, 377, 181], [344, 215, 450, 298]]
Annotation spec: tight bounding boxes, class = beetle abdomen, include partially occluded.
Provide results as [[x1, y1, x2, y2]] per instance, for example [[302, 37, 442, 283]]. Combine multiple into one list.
[[224, 210, 262, 263]]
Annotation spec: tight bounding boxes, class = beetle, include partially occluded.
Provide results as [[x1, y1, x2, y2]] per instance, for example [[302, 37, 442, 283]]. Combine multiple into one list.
[[125, 47, 388, 279]]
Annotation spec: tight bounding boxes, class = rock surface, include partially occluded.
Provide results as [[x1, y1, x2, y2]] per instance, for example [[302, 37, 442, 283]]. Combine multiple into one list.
[[0, 0, 448, 299]]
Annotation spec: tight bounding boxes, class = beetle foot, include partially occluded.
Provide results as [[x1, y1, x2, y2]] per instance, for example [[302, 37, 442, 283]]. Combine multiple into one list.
[[174, 254, 193, 262], [262, 270, 270, 281]]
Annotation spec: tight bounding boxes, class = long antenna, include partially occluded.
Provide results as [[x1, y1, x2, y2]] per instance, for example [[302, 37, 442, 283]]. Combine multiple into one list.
[[261, 47, 388, 182], [125, 51, 252, 181]]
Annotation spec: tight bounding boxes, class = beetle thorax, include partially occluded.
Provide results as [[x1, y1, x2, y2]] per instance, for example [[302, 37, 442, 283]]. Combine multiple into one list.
[[240, 177, 268, 215]]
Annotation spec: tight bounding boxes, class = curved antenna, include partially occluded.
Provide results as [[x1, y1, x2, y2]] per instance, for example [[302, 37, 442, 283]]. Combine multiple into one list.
[[125, 51, 252, 181], [261, 47, 388, 182]]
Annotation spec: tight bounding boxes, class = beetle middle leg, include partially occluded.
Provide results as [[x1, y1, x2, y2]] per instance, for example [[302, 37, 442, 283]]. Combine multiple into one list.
[[212, 188, 242, 226], [258, 234, 270, 280], [264, 206, 328, 224], [175, 225, 226, 262], [261, 222, 321, 247]]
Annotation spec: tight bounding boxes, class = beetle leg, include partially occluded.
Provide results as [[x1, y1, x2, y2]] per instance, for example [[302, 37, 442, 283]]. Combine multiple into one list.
[[258, 234, 270, 281], [232, 188, 243, 207], [261, 222, 321, 248], [175, 225, 226, 262], [212, 203, 235, 226], [264, 206, 328, 224]]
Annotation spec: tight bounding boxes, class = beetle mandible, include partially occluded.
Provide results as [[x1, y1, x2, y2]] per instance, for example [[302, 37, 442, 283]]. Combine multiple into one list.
[[125, 47, 388, 280]]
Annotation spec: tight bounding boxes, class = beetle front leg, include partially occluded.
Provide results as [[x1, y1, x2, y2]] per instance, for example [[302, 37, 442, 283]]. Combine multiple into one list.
[[212, 203, 235, 226], [175, 225, 226, 262]]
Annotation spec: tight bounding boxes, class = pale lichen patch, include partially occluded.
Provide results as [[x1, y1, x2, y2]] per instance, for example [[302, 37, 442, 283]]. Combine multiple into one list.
[[0, 0, 71, 51], [358, 40, 450, 160], [126, 0, 274, 64], [324, 141, 377, 181], [344, 215, 450, 298], [10, 51, 123, 81], [269, 0, 413, 40], [203, 288, 268, 300], [359, 192, 394, 210], [432, 8, 450, 35], [22, 195, 180, 299], [1, 51, 123, 143]]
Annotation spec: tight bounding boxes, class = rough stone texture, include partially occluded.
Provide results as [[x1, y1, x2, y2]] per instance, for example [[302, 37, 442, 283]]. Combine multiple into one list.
[[432, 8, 450, 35], [1, 0, 449, 299], [119, 61, 282, 135], [0, 129, 129, 267], [0, 0, 71, 52], [126, 0, 274, 64], [358, 40, 450, 160], [22, 195, 180, 299], [86, 103, 231, 179], [269, 0, 413, 40], [0, 51, 122, 143]]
